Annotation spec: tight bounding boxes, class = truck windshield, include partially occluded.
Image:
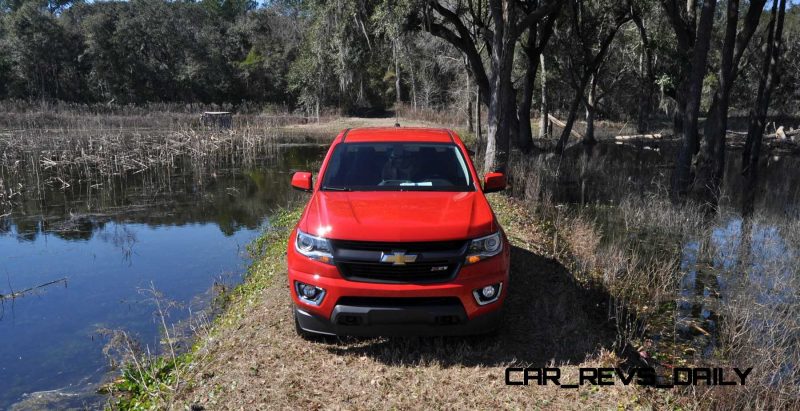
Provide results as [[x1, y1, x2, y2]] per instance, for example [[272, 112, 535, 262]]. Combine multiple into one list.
[[321, 142, 473, 192]]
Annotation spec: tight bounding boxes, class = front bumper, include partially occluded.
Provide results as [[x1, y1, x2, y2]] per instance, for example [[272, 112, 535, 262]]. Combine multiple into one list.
[[295, 302, 503, 337], [287, 229, 511, 336], [289, 260, 508, 326]]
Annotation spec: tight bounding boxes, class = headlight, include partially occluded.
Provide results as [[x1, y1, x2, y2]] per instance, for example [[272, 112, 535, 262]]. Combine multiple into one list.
[[465, 231, 503, 264], [295, 230, 334, 264]]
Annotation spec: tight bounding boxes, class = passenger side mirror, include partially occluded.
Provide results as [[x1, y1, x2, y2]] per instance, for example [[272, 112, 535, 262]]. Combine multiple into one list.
[[482, 172, 506, 193], [291, 171, 313, 192]]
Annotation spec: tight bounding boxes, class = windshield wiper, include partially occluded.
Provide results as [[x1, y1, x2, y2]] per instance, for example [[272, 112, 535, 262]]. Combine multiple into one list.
[[322, 186, 352, 191]]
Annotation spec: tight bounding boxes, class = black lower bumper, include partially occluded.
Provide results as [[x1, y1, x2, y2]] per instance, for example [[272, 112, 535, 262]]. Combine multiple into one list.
[[295, 300, 502, 337]]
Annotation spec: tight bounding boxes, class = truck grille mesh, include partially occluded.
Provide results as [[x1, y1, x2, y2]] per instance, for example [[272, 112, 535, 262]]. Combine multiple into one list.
[[337, 261, 457, 283], [330, 239, 467, 283]]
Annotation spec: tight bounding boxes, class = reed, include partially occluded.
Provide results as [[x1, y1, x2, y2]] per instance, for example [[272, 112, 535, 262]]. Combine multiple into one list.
[[507, 146, 800, 409], [0, 107, 327, 218]]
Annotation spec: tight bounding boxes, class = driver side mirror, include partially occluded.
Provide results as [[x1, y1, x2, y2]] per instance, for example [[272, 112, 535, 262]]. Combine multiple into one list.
[[291, 171, 313, 192], [483, 172, 506, 193]]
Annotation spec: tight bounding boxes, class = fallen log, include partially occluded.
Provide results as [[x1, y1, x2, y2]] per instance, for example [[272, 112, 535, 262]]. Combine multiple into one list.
[[614, 133, 663, 140], [0, 277, 68, 300], [547, 114, 582, 139], [728, 128, 799, 139]]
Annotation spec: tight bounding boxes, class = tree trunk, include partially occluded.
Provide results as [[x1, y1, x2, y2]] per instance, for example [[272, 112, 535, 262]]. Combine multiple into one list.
[[694, 0, 739, 208], [475, 86, 482, 143], [485, 71, 514, 172], [483, 0, 516, 173], [516, 29, 540, 153], [671, 0, 718, 201], [556, 72, 590, 152], [539, 53, 549, 139], [467, 73, 474, 131], [583, 73, 598, 145], [632, 12, 654, 133], [394, 41, 402, 104], [409, 51, 417, 111], [742, 0, 786, 215], [485, 88, 502, 172], [695, 0, 766, 209], [505, 84, 520, 152]]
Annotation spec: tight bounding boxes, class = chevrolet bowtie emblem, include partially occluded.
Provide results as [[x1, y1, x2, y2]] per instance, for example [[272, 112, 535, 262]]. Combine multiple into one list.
[[380, 250, 418, 265]]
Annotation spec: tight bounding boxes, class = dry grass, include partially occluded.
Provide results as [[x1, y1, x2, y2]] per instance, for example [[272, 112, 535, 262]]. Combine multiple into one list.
[[280, 113, 457, 137], [395, 103, 469, 130], [708, 212, 800, 410], [0, 108, 332, 217]]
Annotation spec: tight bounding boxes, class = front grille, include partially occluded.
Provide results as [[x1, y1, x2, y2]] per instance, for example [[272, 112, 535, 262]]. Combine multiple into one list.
[[330, 239, 467, 253], [330, 239, 468, 283], [337, 261, 459, 283], [336, 296, 462, 307]]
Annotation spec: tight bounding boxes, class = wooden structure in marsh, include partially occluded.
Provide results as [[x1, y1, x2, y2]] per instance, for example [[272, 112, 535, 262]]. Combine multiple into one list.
[[202, 111, 232, 128]]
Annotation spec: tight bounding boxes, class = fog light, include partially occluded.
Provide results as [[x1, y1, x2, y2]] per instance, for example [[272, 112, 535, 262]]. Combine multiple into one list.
[[473, 282, 502, 306], [295, 281, 326, 306], [300, 284, 318, 298], [481, 285, 496, 299]]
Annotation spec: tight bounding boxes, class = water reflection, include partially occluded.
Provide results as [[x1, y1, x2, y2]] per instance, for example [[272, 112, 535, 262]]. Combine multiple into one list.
[[0, 143, 326, 408], [550, 140, 800, 216], [515, 140, 799, 371]]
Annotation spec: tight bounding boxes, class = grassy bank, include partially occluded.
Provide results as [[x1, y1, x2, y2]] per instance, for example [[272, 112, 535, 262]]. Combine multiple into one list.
[[108, 195, 689, 410]]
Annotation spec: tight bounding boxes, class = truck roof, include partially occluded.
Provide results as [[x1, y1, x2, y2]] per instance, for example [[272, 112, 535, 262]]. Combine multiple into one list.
[[338, 127, 456, 143]]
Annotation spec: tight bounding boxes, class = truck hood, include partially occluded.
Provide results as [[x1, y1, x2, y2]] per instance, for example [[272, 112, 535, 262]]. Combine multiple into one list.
[[299, 191, 496, 242]]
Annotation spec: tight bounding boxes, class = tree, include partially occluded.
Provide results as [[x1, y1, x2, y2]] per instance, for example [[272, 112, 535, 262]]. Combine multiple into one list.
[[554, 0, 631, 151], [741, 0, 788, 215], [630, 0, 656, 133], [200, 0, 256, 22], [515, 1, 559, 152], [291, 0, 392, 114], [419, 0, 562, 172], [3, 1, 83, 100], [690, 0, 768, 209], [662, 0, 718, 200], [232, 8, 300, 103]]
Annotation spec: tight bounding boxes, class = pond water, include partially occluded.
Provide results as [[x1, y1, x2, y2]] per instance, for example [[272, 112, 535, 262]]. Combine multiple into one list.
[[544, 140, 799, 371], [0, 144, 326, 409]]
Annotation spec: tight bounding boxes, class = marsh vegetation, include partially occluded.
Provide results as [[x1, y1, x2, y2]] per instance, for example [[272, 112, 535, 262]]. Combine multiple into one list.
[[506, 140, 800, 408]]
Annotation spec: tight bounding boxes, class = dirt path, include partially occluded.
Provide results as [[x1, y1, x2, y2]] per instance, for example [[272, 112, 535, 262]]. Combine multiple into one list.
[[174, 196, 652, 409]]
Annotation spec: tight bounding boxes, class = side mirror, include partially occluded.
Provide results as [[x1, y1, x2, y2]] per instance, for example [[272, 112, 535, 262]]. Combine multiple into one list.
[[291, 171, 313, 192], [482, 172, 506, 193]]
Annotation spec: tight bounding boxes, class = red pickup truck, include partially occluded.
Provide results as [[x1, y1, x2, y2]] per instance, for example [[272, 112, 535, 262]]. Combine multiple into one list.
[[287, 127, 510, 337]]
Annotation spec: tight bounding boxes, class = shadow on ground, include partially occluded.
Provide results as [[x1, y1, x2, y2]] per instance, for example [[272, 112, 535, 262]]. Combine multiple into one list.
[[324, 245, 621, 367]]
